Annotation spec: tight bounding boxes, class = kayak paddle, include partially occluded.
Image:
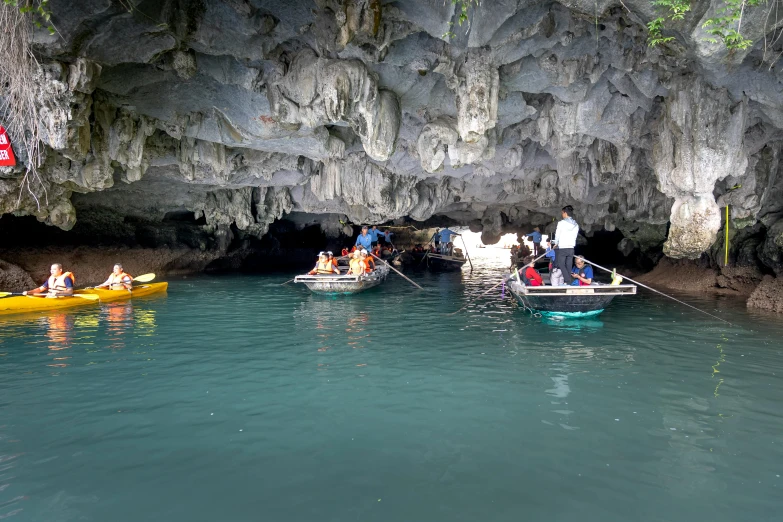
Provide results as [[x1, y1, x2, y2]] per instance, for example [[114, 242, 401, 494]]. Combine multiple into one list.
[[82, 273, 156, 290]]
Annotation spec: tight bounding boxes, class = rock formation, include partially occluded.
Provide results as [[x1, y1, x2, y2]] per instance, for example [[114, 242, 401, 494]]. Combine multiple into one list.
[[1, 0, 783, 286]]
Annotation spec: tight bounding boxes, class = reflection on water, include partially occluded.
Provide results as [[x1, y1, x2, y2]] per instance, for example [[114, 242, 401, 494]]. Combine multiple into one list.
[[539, 314, 605, 331], [103, 302, 134, 351], [43, 313, 74, 368]]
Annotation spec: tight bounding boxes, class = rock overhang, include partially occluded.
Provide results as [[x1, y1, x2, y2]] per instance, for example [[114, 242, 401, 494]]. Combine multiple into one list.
[[0, 0, 782, 269]]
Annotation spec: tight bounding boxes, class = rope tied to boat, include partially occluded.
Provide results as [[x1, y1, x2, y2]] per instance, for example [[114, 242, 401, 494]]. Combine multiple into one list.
[[581, 258, 734, 326]]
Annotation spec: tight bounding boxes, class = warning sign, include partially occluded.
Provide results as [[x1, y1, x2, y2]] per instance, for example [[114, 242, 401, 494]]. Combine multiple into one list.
[[0, 125, 17, 167]]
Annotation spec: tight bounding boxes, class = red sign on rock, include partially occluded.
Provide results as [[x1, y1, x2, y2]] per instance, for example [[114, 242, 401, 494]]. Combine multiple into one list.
[[0, 125, 17, 167]]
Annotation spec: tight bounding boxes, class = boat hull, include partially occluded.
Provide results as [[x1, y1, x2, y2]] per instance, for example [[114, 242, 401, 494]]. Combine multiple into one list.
[[294, 264, 389, 294], [77, 282, 168, 302], [424, 253, 467, 272], [0, 295, 98, 315], [508, 281, 636, 316]]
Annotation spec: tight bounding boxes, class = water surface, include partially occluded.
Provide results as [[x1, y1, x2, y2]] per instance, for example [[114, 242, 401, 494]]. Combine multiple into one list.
[[1, 250, 782, 521]]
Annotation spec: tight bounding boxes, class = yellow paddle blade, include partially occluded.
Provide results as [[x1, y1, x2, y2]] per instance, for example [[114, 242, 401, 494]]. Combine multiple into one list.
[[73, 293, 100, 301], [0, 292, 11, 298], [133, 273, 156, 283]]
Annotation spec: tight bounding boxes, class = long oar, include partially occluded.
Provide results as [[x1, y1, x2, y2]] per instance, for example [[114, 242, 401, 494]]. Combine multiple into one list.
[[0, 292, 99, 301], [447, 251, 549, 315], [582, 258, 734, 326], [371, 253, 423, 290], [281, 278, 295, 286], [460, 235, 473, 270]]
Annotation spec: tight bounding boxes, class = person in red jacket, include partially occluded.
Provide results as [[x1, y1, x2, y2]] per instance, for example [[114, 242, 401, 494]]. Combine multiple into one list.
[[519, 256, 543, 286]]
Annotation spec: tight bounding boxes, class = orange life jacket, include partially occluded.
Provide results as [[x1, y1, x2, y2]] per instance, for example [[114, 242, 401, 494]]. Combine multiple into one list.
[[107, 271, 133, 289], [46, 271, 74, 292], [365, 257, 375, 273], [331, 258, 339, 269]]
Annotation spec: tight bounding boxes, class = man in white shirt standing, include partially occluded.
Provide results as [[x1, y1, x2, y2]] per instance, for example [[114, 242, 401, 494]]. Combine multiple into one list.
[[552, 205, 579, 285]]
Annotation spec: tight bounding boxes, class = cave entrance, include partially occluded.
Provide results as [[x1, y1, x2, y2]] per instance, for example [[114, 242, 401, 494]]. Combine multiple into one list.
[[461, 231, 548, 252]]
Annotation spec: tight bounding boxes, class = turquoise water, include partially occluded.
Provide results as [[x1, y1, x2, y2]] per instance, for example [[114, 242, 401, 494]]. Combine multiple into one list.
[[1, 251, 783, 522]]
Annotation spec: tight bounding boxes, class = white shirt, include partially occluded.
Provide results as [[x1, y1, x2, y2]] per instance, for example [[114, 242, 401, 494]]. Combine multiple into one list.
[[554, 217, 579, 249]]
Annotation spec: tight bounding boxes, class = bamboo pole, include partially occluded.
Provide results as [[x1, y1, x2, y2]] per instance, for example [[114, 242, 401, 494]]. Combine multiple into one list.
[[447, 251, 549, 315], [460, 234, 473, 270], [371, 253, 423, 290]]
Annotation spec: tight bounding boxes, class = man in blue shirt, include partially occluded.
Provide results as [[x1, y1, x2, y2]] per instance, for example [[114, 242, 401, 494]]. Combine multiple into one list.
[[526, 226, 543, 256], [369, 225, 381, 247], [570, 256, 593, 286], [23, 263, 74, 296], [433, 228, 459, 254], [355, 226, 373, 251]]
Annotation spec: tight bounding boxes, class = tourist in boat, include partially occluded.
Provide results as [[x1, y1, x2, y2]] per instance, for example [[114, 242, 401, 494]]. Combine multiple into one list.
[[341, 247, 350, 257], [510, 245, 520, 269], [327, 252, 341, 274], [308, 252, 340, 275], [361, 249, 375, 273], [544, 239, 556, 272], [96, 263, 133, 291], [347, 250, 366, 275], [570, 256, 593, 286], [518, 256, 543, 286], [552, 205, 579, 285], [525, 227, 543, 256], [550, 267, 565, 286], [23, 263, 74, 297], [355, 225, 373, 251]]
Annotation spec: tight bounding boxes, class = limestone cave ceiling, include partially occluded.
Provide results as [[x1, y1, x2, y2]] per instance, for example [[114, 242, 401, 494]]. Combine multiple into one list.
[[2, 0, 783, 261]]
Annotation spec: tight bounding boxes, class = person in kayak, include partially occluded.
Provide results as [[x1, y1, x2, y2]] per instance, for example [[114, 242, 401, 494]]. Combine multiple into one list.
[[552, 205, 579, 285], [96, 264, 133, 291], [23, 263, 74, 297], [355, 226, 373, 251]]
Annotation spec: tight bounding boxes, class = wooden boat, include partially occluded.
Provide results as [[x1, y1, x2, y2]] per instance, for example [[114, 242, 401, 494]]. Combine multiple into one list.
[[294, 263, 390, 294], [507, 279, 636, 317], [76, 282, 168, 302], [422, 252, 467, 271], [0, 294, 99, 316]]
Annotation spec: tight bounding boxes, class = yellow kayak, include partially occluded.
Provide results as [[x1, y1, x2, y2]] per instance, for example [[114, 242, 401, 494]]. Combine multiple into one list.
[[0, 294, 99, 315], [76, 282, 168, 302]]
